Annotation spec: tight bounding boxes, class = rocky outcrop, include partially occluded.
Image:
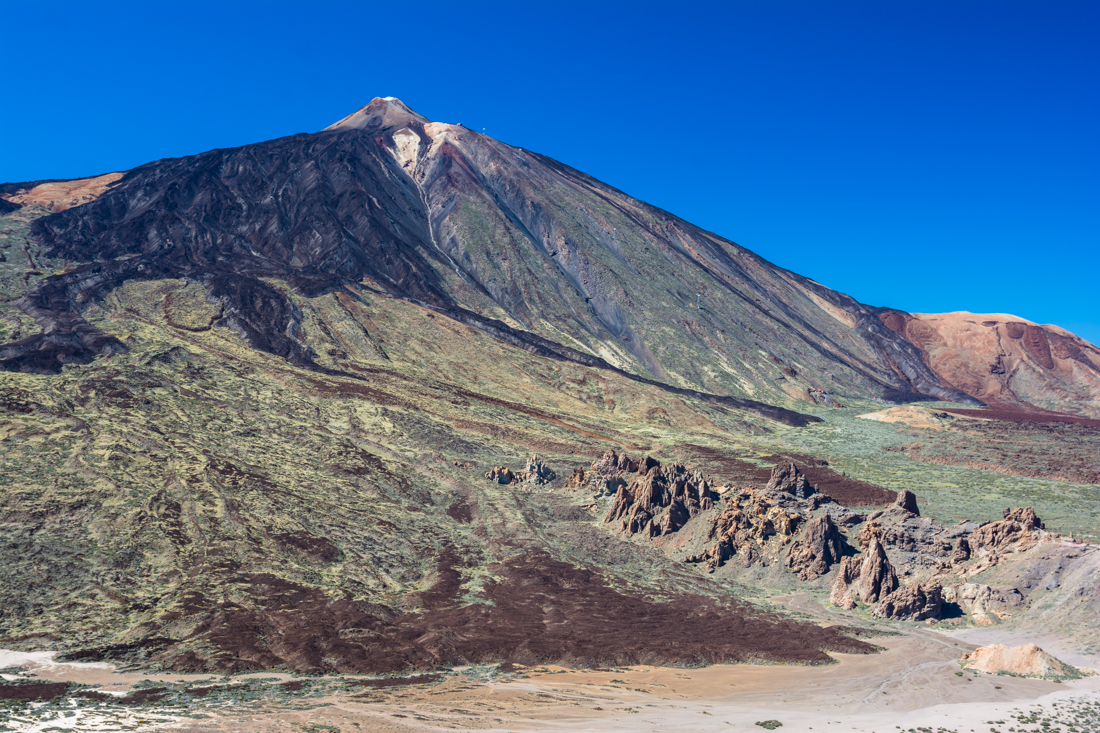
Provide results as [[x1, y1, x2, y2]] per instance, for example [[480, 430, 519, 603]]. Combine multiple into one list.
[[766, 461, 816, 499], [606, 462, 715, 537], [829, 535, 900, 607], [873, 583, 943, 621], [857, 537, 899, 603], [686, 490, 803, 571], [568, 450, 649, 495], [786, 514, 847, 580], [485, 457, 556, 486], [591, 450, 646, 476], [485, 466, 516, 484], [951, 537, 971, 564], [1003, 506, 1044, 529], [969, 506, 1044, 554], [960, 644, 1087, 680], [520, 457, 556, 485], [829, 556, 861, 609], [894, 489, 920, 516], [944, 584, 1027, 626]]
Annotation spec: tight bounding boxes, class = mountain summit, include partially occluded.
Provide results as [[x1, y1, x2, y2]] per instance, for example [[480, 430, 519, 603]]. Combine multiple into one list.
[[324, 96, 430, 132]]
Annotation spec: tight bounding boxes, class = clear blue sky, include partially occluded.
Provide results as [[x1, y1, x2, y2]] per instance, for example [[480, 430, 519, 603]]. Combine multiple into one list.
[[2, 1, 1097, 342]]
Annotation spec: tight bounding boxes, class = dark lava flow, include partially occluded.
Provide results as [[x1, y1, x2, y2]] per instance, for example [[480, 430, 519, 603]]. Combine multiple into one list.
[[65, 551, 875, 674]]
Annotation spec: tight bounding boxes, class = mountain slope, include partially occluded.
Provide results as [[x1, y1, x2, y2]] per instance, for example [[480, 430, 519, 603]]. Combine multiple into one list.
[[2, 100, 1100, 674], [5, 98, 983, 413]]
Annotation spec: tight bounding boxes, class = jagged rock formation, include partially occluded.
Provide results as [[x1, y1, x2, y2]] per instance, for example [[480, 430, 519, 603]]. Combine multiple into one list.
[[829, 557, 861, 609], [960, 643, 1088, 680], [766, 461, 817, 499], [857, 537, 900, 604], [873, 583, 944, 621], [568, 450, 655, 496], [828, 536, 900, 607], [786, 514, 847, 580], [969, 507, 1044, 555], [605, 461, 716, 537], [686, 491, 804, 571], [1004, 506, 1044, 529], [521, 457, 557, 485]]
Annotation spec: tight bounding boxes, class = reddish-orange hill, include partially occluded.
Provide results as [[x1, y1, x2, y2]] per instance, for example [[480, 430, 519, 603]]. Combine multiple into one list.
[[878, 310, 1100, 418]]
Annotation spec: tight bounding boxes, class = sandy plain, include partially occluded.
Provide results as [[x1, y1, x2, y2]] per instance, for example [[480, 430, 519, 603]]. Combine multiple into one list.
[[4, 594, 1098, 733]]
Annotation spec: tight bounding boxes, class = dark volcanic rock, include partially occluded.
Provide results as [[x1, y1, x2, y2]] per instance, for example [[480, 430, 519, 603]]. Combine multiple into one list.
[[786, 514, 847, 580], [0, 682, 71, 700], [71, 550, 876, 673]]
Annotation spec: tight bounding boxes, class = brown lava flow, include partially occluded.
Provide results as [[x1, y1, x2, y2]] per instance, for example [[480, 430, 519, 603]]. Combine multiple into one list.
[[681, 445, 897, 507], [0, 681, 71, 701], [942, 406, 1100, 428], [68, 551, 875, 675]]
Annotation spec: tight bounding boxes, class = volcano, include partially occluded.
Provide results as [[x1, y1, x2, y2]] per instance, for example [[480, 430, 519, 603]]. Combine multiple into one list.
[[1, 98, 1099, 675], [12, 96, 1075, 413]]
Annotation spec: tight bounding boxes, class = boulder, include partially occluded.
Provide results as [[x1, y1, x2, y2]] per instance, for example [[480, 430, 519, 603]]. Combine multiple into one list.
[[485, 466, 516, 484], [765, 461, 816, 499], [951, 537, 971, 564], [873, 583, 943, 621], [894, 489, 920, 516], [786, 513, 847, 580]]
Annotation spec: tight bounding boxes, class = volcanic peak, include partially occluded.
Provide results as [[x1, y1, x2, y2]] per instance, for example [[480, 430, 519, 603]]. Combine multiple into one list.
[[324, 96, 429, 132]]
